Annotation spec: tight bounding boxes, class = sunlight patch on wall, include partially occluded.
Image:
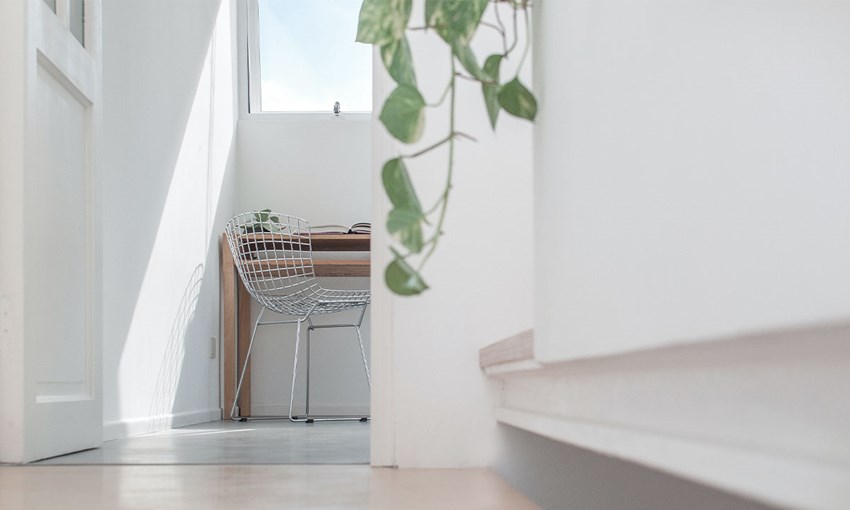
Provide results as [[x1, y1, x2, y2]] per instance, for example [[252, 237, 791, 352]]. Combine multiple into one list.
[[115, 0, 234, 428]]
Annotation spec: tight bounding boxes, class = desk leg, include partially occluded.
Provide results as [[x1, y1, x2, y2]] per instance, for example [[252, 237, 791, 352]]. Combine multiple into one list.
[[221, 235, 236, 418], [237, 279, 253, 416]]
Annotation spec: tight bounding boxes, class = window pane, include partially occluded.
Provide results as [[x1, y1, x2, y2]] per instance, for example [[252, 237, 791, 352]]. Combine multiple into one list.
[[258, 0, 372, 112], [70, 0, 84, 46]]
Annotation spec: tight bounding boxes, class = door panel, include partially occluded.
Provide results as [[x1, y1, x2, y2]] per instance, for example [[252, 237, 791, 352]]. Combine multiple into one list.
[[18, 0, 102, 463], [32, 61, 91, 401]]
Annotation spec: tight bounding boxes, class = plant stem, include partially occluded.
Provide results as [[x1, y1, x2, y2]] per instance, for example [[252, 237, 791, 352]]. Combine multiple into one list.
[[504, 5, 519, 57], [494, 1, 509, 55], [427, 80, 452, 108], [517, 6, 531, 71], [424, 196, 445, 217], [480, 21, 505, 36], [403, 135, 452, 159], [455, 72, 498, 86], [418, 55, 457, 272], [420, 131, 473, 216]]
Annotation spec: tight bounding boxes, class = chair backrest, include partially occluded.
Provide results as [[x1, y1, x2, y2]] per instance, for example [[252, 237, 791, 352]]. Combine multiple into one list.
[[224, 211, 315, 301]]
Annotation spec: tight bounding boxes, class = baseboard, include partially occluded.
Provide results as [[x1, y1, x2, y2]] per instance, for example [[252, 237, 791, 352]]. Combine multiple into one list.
[[103, 408, 222, 441], [485, 320, 850, 510], [494, 423, 780, 510], [496, 408, 850, 510], [249, 403, 370, 417]]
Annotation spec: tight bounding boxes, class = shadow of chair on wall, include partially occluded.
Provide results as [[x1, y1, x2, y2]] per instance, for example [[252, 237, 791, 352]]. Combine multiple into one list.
[[147, 264, 204, 431]]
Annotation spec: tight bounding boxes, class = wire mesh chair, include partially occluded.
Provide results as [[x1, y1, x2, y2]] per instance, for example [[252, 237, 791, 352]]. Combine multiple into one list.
[[224, 211, 371, 423]]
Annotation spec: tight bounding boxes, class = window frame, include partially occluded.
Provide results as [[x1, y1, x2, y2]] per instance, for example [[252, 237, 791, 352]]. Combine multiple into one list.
[[244, 0, 371, 120]]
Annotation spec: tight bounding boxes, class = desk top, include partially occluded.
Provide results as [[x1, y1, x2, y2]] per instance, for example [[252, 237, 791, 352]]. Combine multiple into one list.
[[310, 233, 370, 251], [233, 232, 370, 252], [240, 258, 370, 277]]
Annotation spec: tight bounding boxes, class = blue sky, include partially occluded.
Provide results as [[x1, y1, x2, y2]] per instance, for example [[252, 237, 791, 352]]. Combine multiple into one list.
[[258, 0, 372, 112]]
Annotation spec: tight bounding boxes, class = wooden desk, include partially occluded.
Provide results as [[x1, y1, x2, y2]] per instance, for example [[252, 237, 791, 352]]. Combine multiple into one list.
[[220, 233, 370, 417]]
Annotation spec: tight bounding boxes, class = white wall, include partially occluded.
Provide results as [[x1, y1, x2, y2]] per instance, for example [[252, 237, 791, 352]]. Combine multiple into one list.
[[371, 1, 534, 467], [534, 0, 850, 362], [507, 1, 850, 507], [238, 119, 371, 225], [235, 1, 373, 415], [101, 0, 237, 439]]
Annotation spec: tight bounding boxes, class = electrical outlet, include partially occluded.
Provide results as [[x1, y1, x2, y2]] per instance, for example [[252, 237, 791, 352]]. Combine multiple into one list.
[[209, 336, 217, 359], [0, 295, 11, 338]]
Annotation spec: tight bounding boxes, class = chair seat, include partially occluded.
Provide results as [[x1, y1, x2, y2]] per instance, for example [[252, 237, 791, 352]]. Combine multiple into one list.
[[259, 285, 370, 317]]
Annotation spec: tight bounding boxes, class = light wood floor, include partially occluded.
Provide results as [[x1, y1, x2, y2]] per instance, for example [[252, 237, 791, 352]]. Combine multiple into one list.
[[0, 465, 539, 510]]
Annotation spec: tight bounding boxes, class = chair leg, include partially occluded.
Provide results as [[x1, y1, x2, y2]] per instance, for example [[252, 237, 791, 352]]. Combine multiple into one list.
[[288, 318, 370, 423], [354, 324, 371, 388], [289, 319, 324, 423], [230, 307, 265, 420], [305, 324, 312, 418], [288, 318, 304, 422], [234, 307, 368, 423]]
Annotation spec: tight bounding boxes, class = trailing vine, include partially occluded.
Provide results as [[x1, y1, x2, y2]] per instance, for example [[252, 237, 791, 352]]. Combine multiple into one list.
[[357, 0, 536, 296]]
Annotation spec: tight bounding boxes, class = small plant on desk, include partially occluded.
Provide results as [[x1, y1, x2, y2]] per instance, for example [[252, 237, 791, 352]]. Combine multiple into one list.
[[242, 209, 282, 234]]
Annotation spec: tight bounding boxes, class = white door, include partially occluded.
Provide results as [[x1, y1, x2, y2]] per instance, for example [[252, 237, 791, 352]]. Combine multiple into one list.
[[0, 0, 102, 463]]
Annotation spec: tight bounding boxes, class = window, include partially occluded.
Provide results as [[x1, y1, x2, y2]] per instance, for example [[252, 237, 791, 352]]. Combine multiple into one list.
[[41, 0, 85, 47], [248, 0, 372, 114], [70, 0, 85, 46]]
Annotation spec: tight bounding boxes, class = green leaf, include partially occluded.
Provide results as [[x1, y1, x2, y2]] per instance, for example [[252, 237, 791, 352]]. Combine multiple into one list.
[[356, 0, 412, 46], [385, 251, 429, 296], [382, 158, 423, 214], [452, 41, 491, 82], [255, 209, 271, 223], [387, 208, 425, 253], [498, 77, 537, 121], [482, 54, 502, 129], [381, 36, 417, 87], [380, 85, 426, 143], [425, 0, 489, 45]]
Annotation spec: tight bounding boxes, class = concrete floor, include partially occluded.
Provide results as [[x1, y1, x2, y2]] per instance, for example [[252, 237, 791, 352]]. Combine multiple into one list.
[[33, 419, 369, 465], [0, 465, 539, 510]]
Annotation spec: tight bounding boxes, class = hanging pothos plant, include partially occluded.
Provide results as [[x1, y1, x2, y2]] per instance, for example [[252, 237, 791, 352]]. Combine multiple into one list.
[[356, 0, 536, 296]]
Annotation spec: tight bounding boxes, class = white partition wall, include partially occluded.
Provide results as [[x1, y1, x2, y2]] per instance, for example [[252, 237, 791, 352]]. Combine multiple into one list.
[[100, 0, 237, 439], [369, 0, 535, 467], [534, 0, 850, 363], [490, 1, 850, 508]]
